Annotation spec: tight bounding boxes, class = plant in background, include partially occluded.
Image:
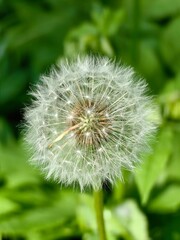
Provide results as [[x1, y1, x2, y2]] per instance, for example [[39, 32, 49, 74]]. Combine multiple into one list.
[[24, 56, 156, 240]]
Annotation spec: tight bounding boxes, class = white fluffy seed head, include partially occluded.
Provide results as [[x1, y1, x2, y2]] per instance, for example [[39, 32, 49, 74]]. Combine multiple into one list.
[[24, 56, 156, 191]]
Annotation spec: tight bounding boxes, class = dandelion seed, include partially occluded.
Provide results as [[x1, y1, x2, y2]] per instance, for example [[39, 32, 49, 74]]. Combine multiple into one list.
[[24, 56, 156, 190]]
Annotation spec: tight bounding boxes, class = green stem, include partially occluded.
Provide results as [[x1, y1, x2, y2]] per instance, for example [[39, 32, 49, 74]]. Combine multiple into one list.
[[94, 189, 107, 240]]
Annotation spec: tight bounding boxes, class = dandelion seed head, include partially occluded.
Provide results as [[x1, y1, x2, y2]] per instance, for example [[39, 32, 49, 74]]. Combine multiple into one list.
[[24, 56, 156, 190]]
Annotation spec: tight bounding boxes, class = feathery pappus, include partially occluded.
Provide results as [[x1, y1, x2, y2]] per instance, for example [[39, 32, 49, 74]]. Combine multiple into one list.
[[24, 56, 156, 190]]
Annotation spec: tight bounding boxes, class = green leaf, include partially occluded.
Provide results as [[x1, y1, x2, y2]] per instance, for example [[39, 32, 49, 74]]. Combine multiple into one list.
[[92, 8, 124, 36], [138, 41, 164, 92], [146, 0, 180, 19], [5, 188, 50, 207], [159, 76, 180, 120], [26, 225, 77, 240], [0, 140, 42, 188], [100, 37, 114, 56], [166, 124, 180, 180], [148, 185, 180, 213], [0, 206, 67, 234], [77, 194, 128, 239], [114, 200, 149, 240], [161, 75, 180, 94], [0, 191, 78, 234], [135, 126, 173, 204], [0, 197, 19, 215], [161, 17, 180, 73], [77, 194, 96, 232]]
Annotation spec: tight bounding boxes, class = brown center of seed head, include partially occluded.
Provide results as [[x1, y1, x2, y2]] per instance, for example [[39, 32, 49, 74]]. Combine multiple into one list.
[[68, 99, 111, 148]]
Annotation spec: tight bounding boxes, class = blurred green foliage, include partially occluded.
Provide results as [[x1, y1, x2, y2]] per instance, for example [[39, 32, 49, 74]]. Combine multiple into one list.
[[0, 0, 180, 239]]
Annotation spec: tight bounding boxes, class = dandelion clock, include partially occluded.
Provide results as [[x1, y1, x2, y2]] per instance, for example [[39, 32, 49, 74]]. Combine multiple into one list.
[[24, 56, 156, 240]]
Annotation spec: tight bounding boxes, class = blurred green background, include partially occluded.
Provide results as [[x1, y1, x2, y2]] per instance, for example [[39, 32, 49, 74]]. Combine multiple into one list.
[[0, 0, 180, 239]]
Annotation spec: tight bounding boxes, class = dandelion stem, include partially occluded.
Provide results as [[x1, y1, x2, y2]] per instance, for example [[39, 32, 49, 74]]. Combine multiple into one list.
[[94, 189, 107, 240]]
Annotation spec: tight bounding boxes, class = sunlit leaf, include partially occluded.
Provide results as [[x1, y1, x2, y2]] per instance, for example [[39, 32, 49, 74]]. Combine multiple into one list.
[[114, 200, 149, 240], [166, 124, 180, 180], [135, 126, 173, 204], [77, 194, 129, 239], [0, 197, 19, 215], [148, 185, 180, 213]]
